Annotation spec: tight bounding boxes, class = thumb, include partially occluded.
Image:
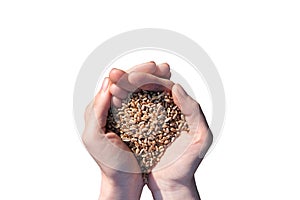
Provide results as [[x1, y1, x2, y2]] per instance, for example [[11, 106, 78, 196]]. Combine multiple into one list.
[[172, 84, 208, 132], [93, 77, 112, 128]]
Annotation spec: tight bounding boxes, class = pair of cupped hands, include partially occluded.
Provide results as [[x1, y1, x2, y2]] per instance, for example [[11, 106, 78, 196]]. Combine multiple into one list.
[[82, 62, 213, 200]]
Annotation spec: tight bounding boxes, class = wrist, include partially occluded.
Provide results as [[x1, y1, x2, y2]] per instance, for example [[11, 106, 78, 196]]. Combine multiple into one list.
[[99, 174, 144, 200], [150, 177, 200, 200]]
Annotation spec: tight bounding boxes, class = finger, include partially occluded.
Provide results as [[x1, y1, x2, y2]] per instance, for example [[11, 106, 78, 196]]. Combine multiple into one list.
[[172, 84, 208, 131], [155, 63, 171, 79], [109, 83, 128, 99], [127, 63, 171, 90], [127, 61, 157, 73], [128, 62, 171, 79], [109, 69, 137, 91], [109, 61, 157, 83], [109, 68, 126, 83], [111, 96, 122, 107], [105, 132, 132, 152], [172, 84, 199, 117], [128, 71, 174, 91], [93, 77, 112, 128], [109, 62, 172, 92]]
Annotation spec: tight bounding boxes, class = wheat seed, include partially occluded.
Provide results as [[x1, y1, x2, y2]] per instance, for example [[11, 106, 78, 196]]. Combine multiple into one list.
[[106, 90, 189, 175]]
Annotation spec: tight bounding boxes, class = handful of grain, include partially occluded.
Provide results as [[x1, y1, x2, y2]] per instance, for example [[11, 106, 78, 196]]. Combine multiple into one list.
[[106, 90, 189, 174]]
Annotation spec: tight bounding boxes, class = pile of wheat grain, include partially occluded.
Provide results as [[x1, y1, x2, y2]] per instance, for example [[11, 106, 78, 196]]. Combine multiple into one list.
[[106, 90, 189, 173]]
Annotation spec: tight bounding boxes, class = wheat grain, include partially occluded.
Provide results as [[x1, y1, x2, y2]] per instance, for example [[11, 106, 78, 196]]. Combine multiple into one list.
[[106, 90, 189, 175]]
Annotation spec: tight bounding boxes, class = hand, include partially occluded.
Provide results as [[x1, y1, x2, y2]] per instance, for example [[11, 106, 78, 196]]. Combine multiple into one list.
[[82, 62, 171, 200], [147, 83, 213, 200], [83, 77, 143, 200]]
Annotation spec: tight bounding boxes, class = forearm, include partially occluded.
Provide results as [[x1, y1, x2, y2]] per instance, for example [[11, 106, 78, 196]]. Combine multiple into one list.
[[99, 175, 143, 200], [151, 177, 200, 200]]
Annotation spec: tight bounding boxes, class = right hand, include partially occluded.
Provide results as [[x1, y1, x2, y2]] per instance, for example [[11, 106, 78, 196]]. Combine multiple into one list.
[[147, 83, 213, 200]]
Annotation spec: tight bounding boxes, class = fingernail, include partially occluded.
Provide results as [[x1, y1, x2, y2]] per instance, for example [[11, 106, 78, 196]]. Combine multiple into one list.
[[101, 78, 109, 92]]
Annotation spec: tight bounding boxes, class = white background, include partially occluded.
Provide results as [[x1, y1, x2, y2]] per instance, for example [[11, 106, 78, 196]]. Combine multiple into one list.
[[0, 1, 299, 200]]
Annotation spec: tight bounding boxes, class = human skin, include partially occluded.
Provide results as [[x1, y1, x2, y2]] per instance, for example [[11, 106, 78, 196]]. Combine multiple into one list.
[[83, 62, 212, 200], [83, 77, 143, 200], [146, 84, 212, 200], [82, 62, 172, 200]]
